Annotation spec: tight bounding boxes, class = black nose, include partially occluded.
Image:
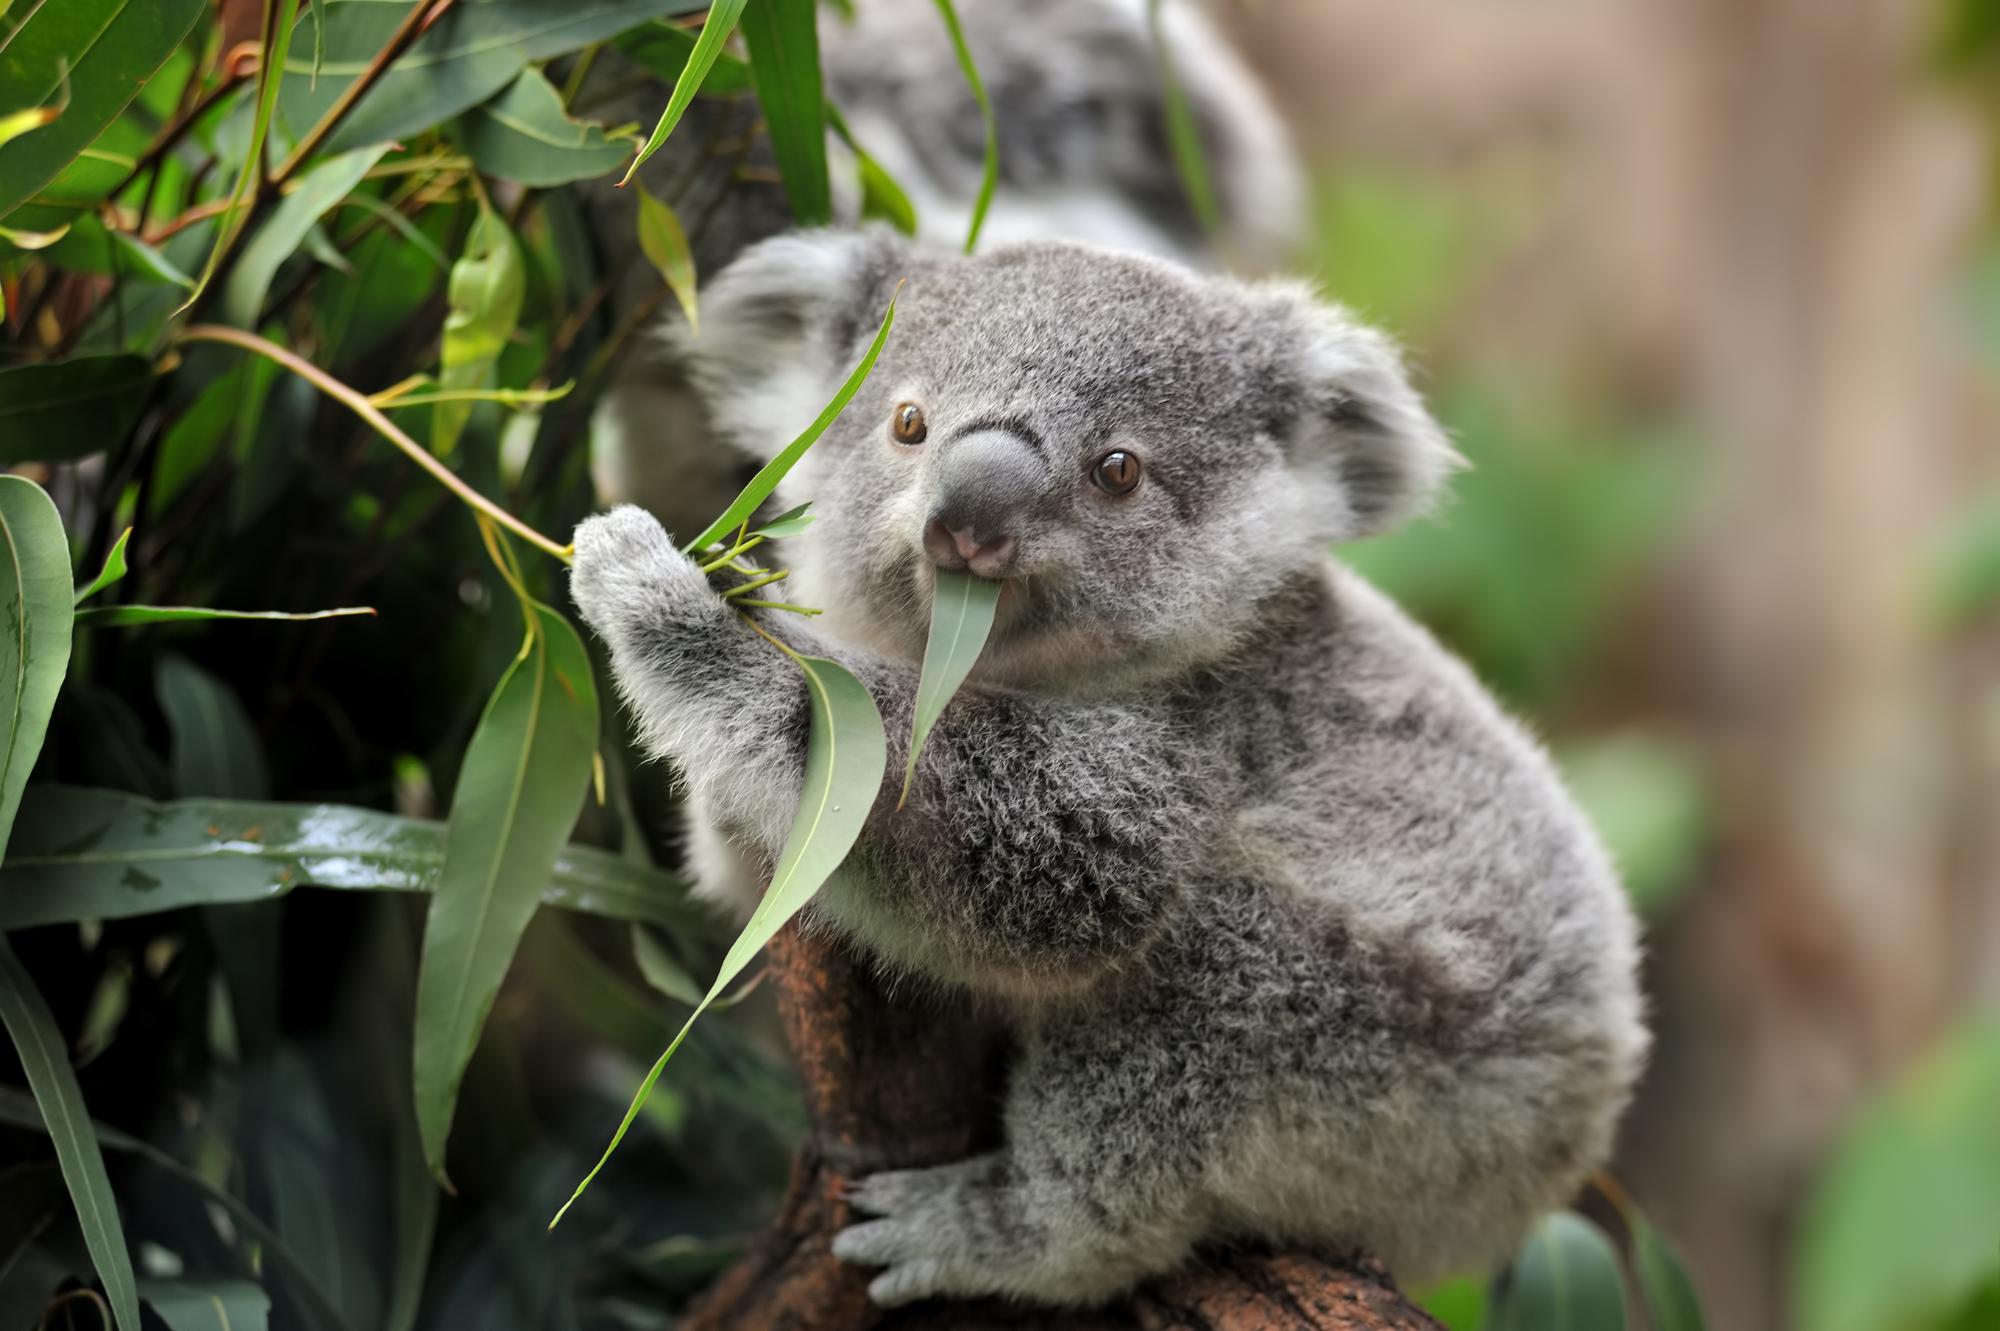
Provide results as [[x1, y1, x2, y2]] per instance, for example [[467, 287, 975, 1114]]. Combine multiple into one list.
[[923, 518, 1016, 577]]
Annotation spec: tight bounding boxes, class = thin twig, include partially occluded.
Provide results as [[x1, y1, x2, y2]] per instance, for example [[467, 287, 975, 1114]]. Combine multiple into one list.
[[177, 324, 574, 562], [271, 0, 456, 186]]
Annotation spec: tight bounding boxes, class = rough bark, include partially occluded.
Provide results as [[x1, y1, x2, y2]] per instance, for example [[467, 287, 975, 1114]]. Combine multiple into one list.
[[679, 923, 1442, 1331]]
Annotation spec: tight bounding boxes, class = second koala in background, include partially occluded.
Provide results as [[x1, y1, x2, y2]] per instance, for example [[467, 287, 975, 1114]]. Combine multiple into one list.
[[588, 0, 1303, 537]]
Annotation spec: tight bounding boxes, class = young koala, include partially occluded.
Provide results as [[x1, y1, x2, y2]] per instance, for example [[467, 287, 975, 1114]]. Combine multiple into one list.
[[568, 229, 1649, 1309]]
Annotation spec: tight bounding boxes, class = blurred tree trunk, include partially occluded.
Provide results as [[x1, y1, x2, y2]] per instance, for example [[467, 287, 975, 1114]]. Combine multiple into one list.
[[678, 922, 1443, 1331]]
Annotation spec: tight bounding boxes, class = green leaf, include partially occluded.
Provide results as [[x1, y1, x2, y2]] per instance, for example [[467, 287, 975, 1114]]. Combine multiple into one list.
[[631, 924, 761, 1009], [141, 1280, 272, 1331], [280, 0, 706, 157], [1416, 1275, 1489, 1331], [1633, 1218, 1707, 1331], [1793, 1017, 2000, 1331], [553, 652, 885, 1227], [155, 655, 269, 799], [611, 19, 752, 94], [414, 604, 599, 1184], [928, 0, 995, 253], [40, 214, 194, 286], [434, 205, 526, 456], [828, 104, 916, 236], [0, 937, 141, 1331], [0, 0, 206, 221], [0, 476, 73, 861], [741, 0, 830, 225], [73, 527, 131, 605], [748, 502, 813, 539], [0, 355, 152, 464], [1489, 1212, 1627, 1331], [220, 146, 389, 328], [455, 66, 632, 186], [0, 786, 694, 931], [1146, 0, 1221, 235], [618, 0, 753, 188], [899, 568, 998, 807], [76, 604, 375, 628], [181, 0, 305, 313], [684, 290, 897, 553], [0, 1086, 352, 1331], [635, 183, 698, 332]]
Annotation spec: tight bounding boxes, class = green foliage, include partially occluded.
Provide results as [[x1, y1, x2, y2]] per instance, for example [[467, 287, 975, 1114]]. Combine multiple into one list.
[[742, 0, 832, 224], [930, 0, 998, 252], [1489, 1211, 1627, 1331], [0, 477, 72, 859], [901, 568, 1001, 806], [1793, 1018, 2000, 1331]]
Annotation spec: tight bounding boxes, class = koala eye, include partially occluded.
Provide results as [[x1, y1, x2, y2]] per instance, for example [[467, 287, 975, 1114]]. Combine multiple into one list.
[[890, 402, 928, 445], [1091, 449, 1143, 496]]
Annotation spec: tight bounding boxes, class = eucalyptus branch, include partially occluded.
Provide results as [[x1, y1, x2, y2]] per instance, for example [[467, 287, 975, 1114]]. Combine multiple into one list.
[[176, 324, 574, 562], [271, 0, 457, 187]]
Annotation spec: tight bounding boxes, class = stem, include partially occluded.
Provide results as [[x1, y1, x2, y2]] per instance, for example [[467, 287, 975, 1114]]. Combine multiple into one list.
[[271, 0, 455, 186], [722, 567, 788, 599], [735, 599, 820, 616], [177, 324, 574, 563], [699, 534, 764, 573]]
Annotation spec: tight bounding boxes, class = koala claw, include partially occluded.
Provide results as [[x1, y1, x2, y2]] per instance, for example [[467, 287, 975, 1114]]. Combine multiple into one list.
[[832, 1158, 1012, 1307]]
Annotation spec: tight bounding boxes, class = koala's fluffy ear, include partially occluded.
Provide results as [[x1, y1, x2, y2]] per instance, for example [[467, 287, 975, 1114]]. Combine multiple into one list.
[[672, 227, 911, 461], [1280, 295, 1461, 539]]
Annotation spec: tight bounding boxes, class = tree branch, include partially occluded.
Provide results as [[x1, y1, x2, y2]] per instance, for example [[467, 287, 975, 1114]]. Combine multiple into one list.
[[679, 923, 1443, 1331]]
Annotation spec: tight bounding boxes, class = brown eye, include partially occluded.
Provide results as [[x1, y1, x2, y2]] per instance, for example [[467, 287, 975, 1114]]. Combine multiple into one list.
[[1092, 449, 1143, 496], [891, 402, 928, 445]]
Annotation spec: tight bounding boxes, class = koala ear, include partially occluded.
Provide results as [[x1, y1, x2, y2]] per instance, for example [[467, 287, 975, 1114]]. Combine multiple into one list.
[[673, 227, 911, 460], [1280, 296, 1461, 539]]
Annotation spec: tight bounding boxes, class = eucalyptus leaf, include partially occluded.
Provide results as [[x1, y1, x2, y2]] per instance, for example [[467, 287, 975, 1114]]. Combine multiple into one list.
[[141, 1280, 272, 1331], [684, 291, 898, 552], [281, 0, 706, 157], [76, 604, 376, 628], [1146, 0, 1221, 234], [900, 569, 999, 806], [413, 604, 599, 1184], [619, 0, 753, 187], [155, 655, 269, 800], [0, 356, 152, 463], [456, 66, 632, 186], [1489, 1211, 1627, 1331], [1633, 1217, 1707, 1331], [0, 0, 206, 220], [928, 0, 996, 253], [1793, 1018, 2000, 1331], [74, 530, 132, 605], [741, 0, 830, 225], [0, 786, 693, 931], [221, 147, 389, 329], [829, 104, 917, 236], [553, 652, 885, 1226], [434, 206, 527, 456], [0, 476, 73, 861], [611, 20, 753, 95], [635, 184, 698, 332], [0, 938, 141, 1331], [749, 503, 813, 539]]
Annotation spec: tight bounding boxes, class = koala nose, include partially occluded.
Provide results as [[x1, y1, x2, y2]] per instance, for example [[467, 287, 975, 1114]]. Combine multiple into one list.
[[923, 428, 1042, 578], [923, 518, 1016, 577]]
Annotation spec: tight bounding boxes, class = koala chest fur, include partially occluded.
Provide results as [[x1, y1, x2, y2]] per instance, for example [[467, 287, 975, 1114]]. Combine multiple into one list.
[[569, 229, 1648, 1309]]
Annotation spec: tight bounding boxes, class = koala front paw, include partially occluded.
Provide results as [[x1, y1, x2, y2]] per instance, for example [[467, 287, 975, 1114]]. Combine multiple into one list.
[[568, 504, 714, 647], [833, 1153, 1141, 1308]]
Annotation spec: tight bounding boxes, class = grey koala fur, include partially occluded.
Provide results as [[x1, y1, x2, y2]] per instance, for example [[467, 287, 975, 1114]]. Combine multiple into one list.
[[568, 228, 1649, 1309]]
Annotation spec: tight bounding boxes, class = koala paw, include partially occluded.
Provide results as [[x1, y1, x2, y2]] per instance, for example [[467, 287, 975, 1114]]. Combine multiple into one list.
[[834, 1157, 1007, 1307], [568, 505, 712, 645]]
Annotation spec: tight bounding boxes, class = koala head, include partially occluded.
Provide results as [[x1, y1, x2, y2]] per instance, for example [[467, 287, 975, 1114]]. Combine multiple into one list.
[[671, 228, 1455, 687]]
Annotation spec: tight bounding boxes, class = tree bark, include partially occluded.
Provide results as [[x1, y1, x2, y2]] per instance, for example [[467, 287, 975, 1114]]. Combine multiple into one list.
[[679, 922, 1442, 1331]]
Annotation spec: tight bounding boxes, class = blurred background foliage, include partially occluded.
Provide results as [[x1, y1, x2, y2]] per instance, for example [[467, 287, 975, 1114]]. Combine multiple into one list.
[[0, 0, 1996, 1329]]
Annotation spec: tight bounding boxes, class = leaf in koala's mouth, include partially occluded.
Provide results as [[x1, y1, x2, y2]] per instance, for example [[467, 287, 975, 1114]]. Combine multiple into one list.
[[899, 570, 1003, 809]]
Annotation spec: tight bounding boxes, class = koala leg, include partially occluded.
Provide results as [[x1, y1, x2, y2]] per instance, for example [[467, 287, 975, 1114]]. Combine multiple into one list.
[[832, 1005, 1217, 1308]]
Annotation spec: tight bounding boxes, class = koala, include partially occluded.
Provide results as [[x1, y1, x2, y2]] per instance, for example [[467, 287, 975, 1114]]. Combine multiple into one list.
[[568, 228, 1650, 1309]]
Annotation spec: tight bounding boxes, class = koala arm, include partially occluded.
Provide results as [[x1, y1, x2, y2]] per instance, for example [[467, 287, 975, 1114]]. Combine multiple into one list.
[[570, 507, 1207, 980]]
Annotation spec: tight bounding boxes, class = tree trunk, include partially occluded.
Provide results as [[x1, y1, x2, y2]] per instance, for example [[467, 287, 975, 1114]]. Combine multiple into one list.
[[679, 923, 1443, 1331]]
